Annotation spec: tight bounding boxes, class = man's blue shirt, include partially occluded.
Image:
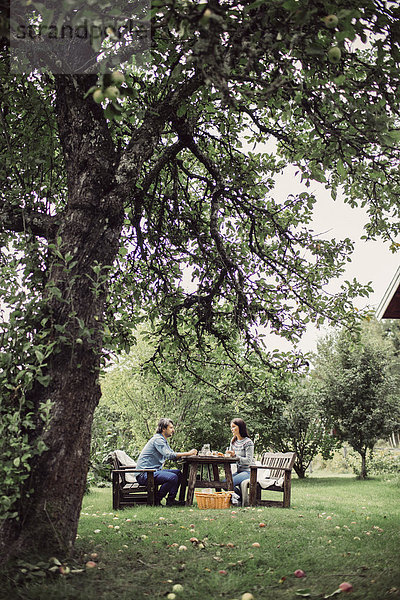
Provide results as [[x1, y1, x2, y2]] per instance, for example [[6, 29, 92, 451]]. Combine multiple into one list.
[[135, 433, 177, 470]]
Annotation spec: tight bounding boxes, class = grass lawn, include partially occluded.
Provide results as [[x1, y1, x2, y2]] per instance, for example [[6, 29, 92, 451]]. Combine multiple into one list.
[[1, 475, 399, 600]]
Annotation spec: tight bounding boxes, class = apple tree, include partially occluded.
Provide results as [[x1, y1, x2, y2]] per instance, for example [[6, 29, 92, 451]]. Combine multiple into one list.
[[1, 0, 400, 560], [236, 373, 341, 477], [312, 320, 400, 478]]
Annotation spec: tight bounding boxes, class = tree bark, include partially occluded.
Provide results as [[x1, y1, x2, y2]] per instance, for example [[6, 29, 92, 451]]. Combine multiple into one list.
[[0, 65, 203, 561], [359, 450, 368, 480], [293, 465, 307, 478], [0, 75, 124, 561]]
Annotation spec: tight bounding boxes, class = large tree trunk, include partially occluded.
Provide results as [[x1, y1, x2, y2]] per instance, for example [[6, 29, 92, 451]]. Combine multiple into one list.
[[0, 75, 124, 561], [293, 457, 307, 479], [359, 450, 368, 480], [0, 65, 196, 561], [293, 464, 307, 479], [1, 350, 103, 559]]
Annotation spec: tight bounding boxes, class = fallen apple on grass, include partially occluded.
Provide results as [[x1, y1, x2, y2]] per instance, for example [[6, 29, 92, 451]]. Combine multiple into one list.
[[85, 561, 97, 569], [339, 582, 353, 592], [325, 581, 354, 597], [241, 594, 255, 600], [59, 566, 70, 575], [294, 569, 306, 578]]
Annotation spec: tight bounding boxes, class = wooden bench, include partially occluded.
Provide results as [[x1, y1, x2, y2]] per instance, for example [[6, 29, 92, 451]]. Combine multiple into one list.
[[110, 451, 159, 509], [247, 451, 296, 508]]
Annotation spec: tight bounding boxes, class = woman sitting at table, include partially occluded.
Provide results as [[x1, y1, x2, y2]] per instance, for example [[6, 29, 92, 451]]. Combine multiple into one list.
[[225, 418, 255, 502]]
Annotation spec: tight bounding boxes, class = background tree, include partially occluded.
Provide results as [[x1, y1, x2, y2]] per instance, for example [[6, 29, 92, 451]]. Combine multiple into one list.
[[313, 320, 400, 478], [1, 0, 400, 561], [239, 375, 340, 477], [95, 327, 255, 463]]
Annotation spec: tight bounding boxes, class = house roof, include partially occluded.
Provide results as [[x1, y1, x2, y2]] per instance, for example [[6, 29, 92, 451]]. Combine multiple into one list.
[[376, 266, 400, 320]]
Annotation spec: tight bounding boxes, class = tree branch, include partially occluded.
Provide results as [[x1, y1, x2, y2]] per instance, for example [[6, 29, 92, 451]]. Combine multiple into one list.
[[171, 115, 248, 324], [129, 140, 185, 250], [0, 207, 59, 239], [115, 73, 203, 190], [139, 140, 185, 197]]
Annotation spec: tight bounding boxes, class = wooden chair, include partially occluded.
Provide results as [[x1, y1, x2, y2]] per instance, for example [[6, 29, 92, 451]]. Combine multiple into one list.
[[109, 450, 159, 509], [247, 451, 296, 508]]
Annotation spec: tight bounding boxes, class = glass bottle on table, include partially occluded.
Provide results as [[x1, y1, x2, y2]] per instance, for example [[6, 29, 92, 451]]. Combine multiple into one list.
[[201, 444, 210, 456]]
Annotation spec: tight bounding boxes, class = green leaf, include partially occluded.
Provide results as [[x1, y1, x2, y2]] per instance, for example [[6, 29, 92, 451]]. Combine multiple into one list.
[[337, 159, 346, 178], [177, 104, 187, 117], [282, 0, 299, 10], [387, 130, 400, 141], [243, 0, 267, 13], [305, 44, 325, 56], [83, 86, 98, 99], [37, 375, 51, 387], [333, 75, 346, 86], [34, 349, 44, 363]]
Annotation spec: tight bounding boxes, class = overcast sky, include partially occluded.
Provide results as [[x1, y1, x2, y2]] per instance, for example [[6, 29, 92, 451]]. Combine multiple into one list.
[[264, 164, 400, 354]]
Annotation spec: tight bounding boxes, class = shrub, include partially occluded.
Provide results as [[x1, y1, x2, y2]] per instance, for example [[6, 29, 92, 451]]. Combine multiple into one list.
[[87, 405, 140, 490], [311, 449, 351, 474], [369, 448, 400, 475]]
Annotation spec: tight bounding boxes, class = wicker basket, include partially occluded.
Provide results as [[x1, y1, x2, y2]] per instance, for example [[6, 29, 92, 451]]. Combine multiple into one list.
[[194, 490, 232, 509]]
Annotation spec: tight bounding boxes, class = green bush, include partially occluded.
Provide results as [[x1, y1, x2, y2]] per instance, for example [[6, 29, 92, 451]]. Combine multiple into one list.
[[309, 446, 400, 478], [310, 448, 353, 474], [369, 448, 400, 475], [339, 447, 400, 478], [87, 405, 140, 490]]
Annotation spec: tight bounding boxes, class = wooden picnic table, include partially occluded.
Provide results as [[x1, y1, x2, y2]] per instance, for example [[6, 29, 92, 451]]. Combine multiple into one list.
[[178, 455, 238, 506]]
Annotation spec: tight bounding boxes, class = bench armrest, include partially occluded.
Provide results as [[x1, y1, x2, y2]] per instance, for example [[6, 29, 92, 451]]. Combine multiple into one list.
[[250, 465, 292, 472], [112, 468, 156, 473]]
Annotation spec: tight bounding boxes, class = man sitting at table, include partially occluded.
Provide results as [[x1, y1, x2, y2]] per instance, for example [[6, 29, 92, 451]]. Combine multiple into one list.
[[135, 418, 198, 506]]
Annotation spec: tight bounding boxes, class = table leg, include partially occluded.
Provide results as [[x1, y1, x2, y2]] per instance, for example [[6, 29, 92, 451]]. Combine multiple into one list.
[[186, 463, 198, 506], [200, 463, 209, 482], [223, 464, 234, 490], [179, 462, 189, 503], [212, 463, 220, 491], [249, 468, 257, 505]]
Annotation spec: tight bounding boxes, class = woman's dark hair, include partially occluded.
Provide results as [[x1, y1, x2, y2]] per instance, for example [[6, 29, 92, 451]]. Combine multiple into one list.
[[156, 418, 173, 434], [231, 418, 249, 440]]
